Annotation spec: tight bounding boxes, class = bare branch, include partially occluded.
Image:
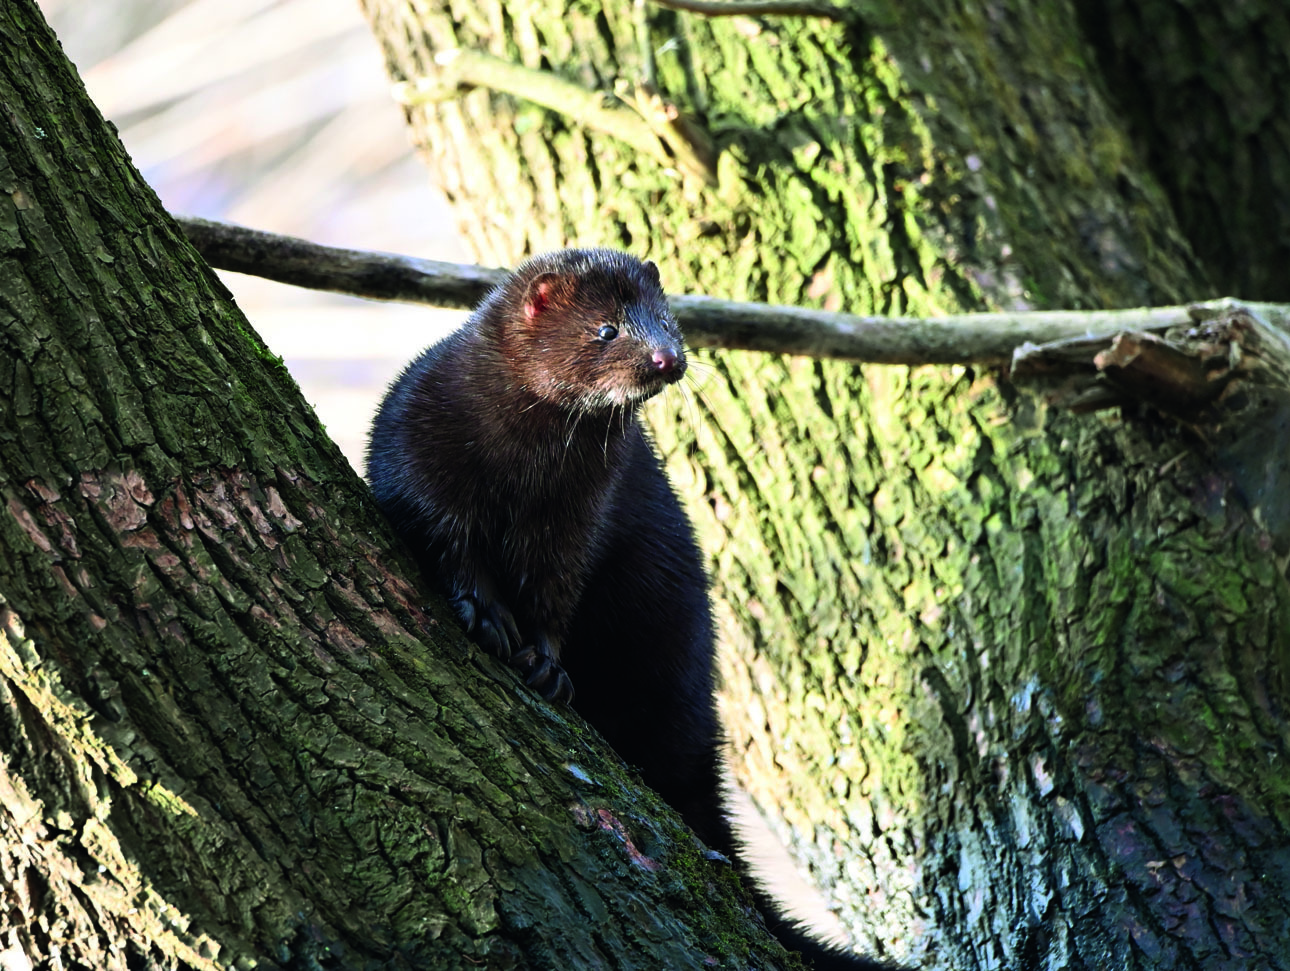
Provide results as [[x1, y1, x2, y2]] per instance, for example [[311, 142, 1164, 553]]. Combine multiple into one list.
[[180, 216, 505, 310], [178, 216, 1282, 367], [677, 297, 1194, 365]]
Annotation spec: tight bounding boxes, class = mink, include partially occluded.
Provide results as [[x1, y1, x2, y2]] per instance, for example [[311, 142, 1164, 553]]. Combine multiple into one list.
[[367, 248, 896, 971]]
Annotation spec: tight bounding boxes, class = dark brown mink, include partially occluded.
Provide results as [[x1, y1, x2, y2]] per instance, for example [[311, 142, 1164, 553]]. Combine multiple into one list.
[[366, 248, 722, 834], [367, 248, 897, 971]]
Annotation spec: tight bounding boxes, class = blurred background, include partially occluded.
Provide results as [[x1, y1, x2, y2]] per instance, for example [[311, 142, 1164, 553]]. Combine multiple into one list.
[[39, 0, 470, 470]]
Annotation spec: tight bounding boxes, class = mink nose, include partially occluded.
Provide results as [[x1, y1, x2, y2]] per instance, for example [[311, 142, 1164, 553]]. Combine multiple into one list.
[[652, 347, 681, 374]]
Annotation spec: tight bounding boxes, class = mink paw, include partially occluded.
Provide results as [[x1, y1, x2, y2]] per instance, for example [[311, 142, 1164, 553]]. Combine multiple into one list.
[[513, 634, 574, 704], [451, 587, 522, 661]]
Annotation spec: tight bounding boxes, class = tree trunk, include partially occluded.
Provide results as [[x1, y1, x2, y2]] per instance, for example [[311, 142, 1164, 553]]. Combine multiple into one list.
[[357, 0, 1290, 967], [0, 3, 798, 968]]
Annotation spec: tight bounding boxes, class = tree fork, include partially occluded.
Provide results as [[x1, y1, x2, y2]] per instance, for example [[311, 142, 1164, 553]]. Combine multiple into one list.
[[0, 2, 804, 968]]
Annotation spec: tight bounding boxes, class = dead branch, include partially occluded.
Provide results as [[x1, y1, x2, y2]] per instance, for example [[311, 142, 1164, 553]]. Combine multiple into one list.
[[178, 215, 1286, 368]]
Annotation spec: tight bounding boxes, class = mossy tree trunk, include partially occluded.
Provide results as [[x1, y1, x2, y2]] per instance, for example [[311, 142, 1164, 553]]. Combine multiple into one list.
[[358, 0, 1290, 968], [0, 3, 804, 969]]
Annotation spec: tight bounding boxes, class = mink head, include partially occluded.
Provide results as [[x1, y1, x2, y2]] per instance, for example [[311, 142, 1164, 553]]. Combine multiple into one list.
[[487, 248, 688, 411]]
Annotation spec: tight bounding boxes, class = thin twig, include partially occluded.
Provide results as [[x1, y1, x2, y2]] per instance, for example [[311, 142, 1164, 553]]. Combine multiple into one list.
[[177, 216, 1272, 366], [617, 79, 719, 185], [649, 0, 844, 20], [393, 49, 669, 163]]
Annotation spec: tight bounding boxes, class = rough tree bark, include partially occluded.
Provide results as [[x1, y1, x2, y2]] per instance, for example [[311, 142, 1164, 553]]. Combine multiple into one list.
[[355, 0, 1290, 968], [0, 3, 800, 969]]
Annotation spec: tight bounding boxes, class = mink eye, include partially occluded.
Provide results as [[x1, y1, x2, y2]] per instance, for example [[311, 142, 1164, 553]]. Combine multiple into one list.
[[598, 323, 619, 341]]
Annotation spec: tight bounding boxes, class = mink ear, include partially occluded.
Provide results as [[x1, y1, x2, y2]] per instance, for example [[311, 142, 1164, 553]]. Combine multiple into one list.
[[523, 272, 574, 321], [641, 260, 661, 285]]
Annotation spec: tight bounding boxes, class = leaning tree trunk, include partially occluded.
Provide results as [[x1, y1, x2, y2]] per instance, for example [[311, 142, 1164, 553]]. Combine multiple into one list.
[[0, 3, 806, 969], [358, 0, 1290, 967]]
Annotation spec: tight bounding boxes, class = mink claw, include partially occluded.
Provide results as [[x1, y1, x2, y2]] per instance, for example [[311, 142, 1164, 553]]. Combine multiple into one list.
[[451, 585, 522, 661], [477, 604, 522, 661], [546, 670, 575, 705], [513, 646, 575, 704]]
